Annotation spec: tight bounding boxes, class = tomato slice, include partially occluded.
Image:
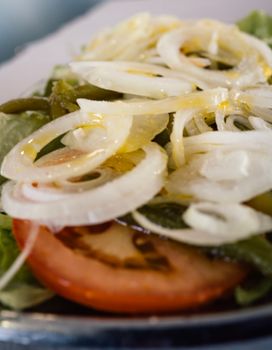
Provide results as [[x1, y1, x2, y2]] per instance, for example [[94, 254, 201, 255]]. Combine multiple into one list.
[[13, 219, 247, 314]]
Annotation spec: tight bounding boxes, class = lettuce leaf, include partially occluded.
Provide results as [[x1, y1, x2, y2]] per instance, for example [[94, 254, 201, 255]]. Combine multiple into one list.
[[0, 111, 51, 185], [0, 213, 12, 230], [0, 225, 54, 310], [0, 284, 53, 310], [235, 275, 272, 306], [0, 111, 51, 164], [237, 10, 272, 48]]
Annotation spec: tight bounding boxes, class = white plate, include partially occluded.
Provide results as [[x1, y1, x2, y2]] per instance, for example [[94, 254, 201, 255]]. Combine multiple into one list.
[[0, 0, 271, 103]]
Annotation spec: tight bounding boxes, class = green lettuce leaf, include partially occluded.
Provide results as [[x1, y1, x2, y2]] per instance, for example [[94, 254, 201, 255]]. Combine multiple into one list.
[[237, 10, 272, 48], [0, 213, 12, 230], [235, 275, 272, 306], [0, 284, 54, 310], [0, 111, 51, 166], [210, 236, 272, 277], [0, 111, 51, 185], [0, 227, 54, 310]]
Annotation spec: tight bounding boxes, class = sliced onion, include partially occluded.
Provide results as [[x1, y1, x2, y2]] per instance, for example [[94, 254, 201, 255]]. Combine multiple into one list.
[[236, 87, 272, 109], [58, 168, 116, 191], [249, 116, 272, 130], [120, 113, 169, 153], [1, 111, 132, 182], [171, 109, 196, 167], [217, 112, 250, 132], [131, 210, 240, 246], [157, 22, 266, 88], [77, 88, 228, 116], [226, 115, 251, 131], [166, 149, 272, 203], [215, 109, 226, 131], [193, 114, 213, 133], [62, 111, 169, 154], [79, 13, 182, 62], [184, 119, 199, 136], [21, 168, 117, 202], [2, 143, 167, 226], [183, 202, 272, 241], [183, 130, 272, 156], [70, 61, 195, 98], [200, 149, 250, 180], [250, 105, 272, 123], [241, 32, 272, 68], [184, 202, 272, 237], [132, 201, 272, 246]]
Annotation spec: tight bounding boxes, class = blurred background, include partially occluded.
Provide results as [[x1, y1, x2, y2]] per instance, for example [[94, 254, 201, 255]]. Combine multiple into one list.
[[1, 0, 271, 66], [0, 0, 103, 64]]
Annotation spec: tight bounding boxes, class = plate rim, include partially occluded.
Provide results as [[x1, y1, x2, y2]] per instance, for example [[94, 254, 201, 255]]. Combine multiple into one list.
[[1, 301, 272, 332]]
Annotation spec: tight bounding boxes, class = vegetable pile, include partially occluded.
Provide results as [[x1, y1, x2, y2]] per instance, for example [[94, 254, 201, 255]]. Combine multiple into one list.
[[0, 11, 272, 312]]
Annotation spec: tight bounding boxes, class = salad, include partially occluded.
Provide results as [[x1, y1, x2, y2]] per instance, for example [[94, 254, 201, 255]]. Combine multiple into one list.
[[0, 10, 272, 313]]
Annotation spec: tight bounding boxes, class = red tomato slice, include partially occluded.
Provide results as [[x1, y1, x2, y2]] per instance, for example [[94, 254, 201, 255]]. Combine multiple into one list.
[[13, 219, 247, 314]]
